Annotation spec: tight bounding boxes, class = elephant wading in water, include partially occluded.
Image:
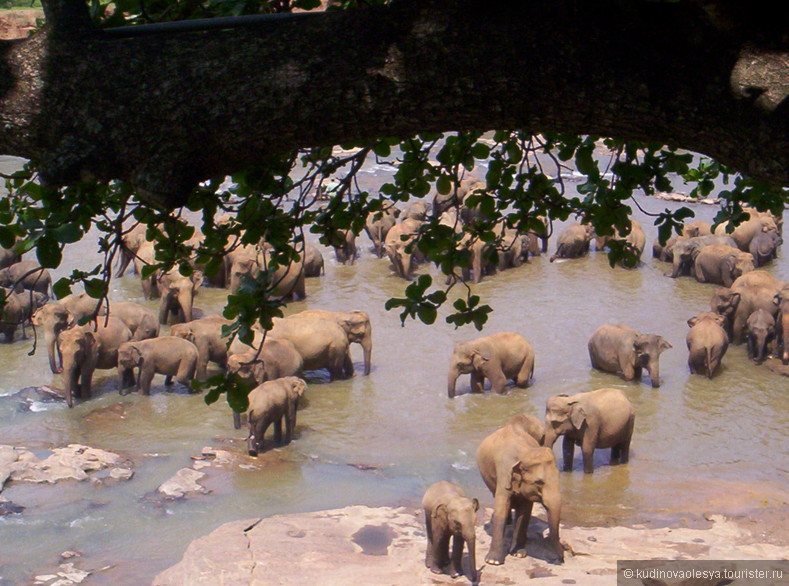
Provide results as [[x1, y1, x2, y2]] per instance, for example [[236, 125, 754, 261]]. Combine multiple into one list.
[[364, 202, 399, 258], [246, 376, 307, 456], [0, 288, 47, 342], [710, 270, 784, 344], [447, 332, 535, 398], [170, 314, 233, 380], [58, 317, 133, 407], [588, 324, 672, 387], [117, 336, 199, 395], [384, 218, 423, 280], [422, 481, 479, 582], [287, 309, 372, 375], [476, 414, 564, 566], [686, 312, 729, 377], [549, 223, 593, 262], [157, 269, 204, 325], [693, 244, 755, 287], [267, 316, 352, 380], [543, 388, 635, 474], [746, 308, 776, 363]]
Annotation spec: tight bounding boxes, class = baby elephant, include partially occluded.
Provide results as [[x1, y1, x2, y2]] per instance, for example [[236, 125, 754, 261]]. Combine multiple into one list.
[[588, 324, 672, 387], [543, 388, 635, 474], [117, 336, 199, 395], [686, 312, 729, 377], [422, 481, 479, 582], [246, 376, 307, 456], [746, 308, 776, 363]]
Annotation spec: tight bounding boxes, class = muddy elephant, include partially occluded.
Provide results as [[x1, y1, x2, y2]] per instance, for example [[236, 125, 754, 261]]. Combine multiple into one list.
[[364, 202, 399, 258], [682, 220, 712, 238], [117, 336, 199, 395], [495, 228, 529, 271], [458, 233, 495, 284], [170, 314, 232, 380], [32, 293, 106, 373], [157, 269, 203, 324], [746, 308, 775, 363], [227, 338, 303, 389], [588, 324, 672, 387], [543, 388, 635, 474], [302, 243, 324, 277], [448, 332, 535, 398], [0, 261, 52, 297], [476, 416, 563, 565], [246, 376, 307, 456], [228, 248, 306, 300], [107, 301, 159, 341], [331, 229, 358, 265], [385, 218, 423, 280], [267, 316, 352, 380], [422, 481, 479, 582], [686, 312, 729, 377], [59, 316, 133, 407], [288, 309, 372, 375], [0, 288, 47, 342], [549, 223, 593, 262], [748, 230, 782, 267], [713, 211, 778, 251], [693, 244, 755, 287], [669, 234, 737, 278], [0, 242, 20, 270], [709, 270, 783, 343]]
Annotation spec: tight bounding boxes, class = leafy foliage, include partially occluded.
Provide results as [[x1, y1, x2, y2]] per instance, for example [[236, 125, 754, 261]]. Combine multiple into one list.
[[0, 0, 786, 411]]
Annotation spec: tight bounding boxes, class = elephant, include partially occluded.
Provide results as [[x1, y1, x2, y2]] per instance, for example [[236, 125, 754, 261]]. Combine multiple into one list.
[[495, 228, 529, 270], [117, 336, 199, 396], [0, 288, 47, 342], [0, 261, 52, 296], [431, 177, 485, 220], [476, 416, 564, 565], [652, 235, 678, 262], [588, 324, 672, 387], [32, 293, 106, 373], [458, 233, 495, 284], [227, 338, 303, 389], [401, 200, 430, 222], [682, 220, 712, 238], [686, 312, 729, 377], [302, 243, 324, 277], [748, 230, 782, 267], [245, 376, 307, 456], [170, 314, 232, 380], [266, 316, 352, 380], [593, 219, 646, 266], [0, 242, 20, 270], [709, 270, 784, 343], [364, 202, 399, 258], [422, 481, 479, 582], [543, 387, 635, 474], [713, 211, 778, 251], [288, 309, 372, 375], [228, 248, 306, 300], [133, 240, 160, 299], [384, 218, 423, 280], [508, 413, 546, 445], [115, 223, 149, 277], [549, 222, 593, 262], [777, 285, 789, 364], [331, 229, 358, 265], [669, 234, 737, 278], [693, 244, 755, 287], [107, 301, 159, 341], [447, 331, 535, 398], [157, 269, 204, 324], [58, 316, 133, 407], [745, 308, 775, 363]]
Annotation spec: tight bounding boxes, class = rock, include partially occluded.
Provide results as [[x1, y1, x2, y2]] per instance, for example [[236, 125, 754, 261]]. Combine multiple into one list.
[[157, 468, 208, 499], [5, 386, 65, 412], [0, 499, 24, 515], [109, 467, 134, 481]]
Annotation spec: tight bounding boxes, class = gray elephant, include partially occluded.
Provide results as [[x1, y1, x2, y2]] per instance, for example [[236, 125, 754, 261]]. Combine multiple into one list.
[[476, 415, 564, 565], [710, 270, 783, 343], [364, 202, 399, 258], [549, 222, 593, 262], [652, 235, 678, 262], [669, 234, 737, 278], [401, 200, 430, 222], [170, 314, 232, 380], [288, 309, 372, 375], [133, 240, 160, 299], [331, 229, 358, 265], [0, 242, 20, 270], [58, 316, 132, 407], [117, 336, 199, 395], [713, 211, 778, 251], [746, 308, 775, 363], [227, 338, 303, 389], [431, 177, 485, 220], [422, 481, 479, 582], [0, 288, 47, 342], [108, 301, 159, 341], [447, 332, 535, 398], [0, 261, 52, 296], [267, 316, 352, 380], [246, 376, 307, 456], [228, 248, 306, 300], [693, 244, 755, 287], [115, 222, 149, 277], [593, 219, 646, 266], [157, 269, 203, 324], [302, 243, 324, 277], [748, 230, 782, 267], [686, 312, 729, 377], [543, 388, 635, 474], [384, 218, 423, 280], [588, 324, 672, 387], [777, 285, 789, 364]]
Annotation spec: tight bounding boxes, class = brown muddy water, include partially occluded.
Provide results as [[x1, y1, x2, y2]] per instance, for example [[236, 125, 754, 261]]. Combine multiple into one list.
[[0, 155, 786, 584]]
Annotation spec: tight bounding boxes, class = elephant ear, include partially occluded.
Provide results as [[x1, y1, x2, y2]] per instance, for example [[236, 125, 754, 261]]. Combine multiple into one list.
[[687, 316, 699, 328], [251, 359, 268, 383], [569, 401, 586, 430], [471, 350, 489, 369], [658, 337, 673, 352], [432, 503, 447, 520], [471, 498, 480, 512]]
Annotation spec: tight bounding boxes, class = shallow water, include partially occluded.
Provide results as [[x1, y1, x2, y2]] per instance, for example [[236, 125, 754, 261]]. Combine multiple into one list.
[[0, 155, 786, 584]]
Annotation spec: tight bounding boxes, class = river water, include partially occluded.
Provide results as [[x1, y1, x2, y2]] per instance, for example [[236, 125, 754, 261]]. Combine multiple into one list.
[[0, 155, 786, 584]]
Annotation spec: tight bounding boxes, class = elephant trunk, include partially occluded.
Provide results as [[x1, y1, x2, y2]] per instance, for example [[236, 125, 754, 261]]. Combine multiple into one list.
[[158, 295, 171, 325], [782, 311, 789, 365], [647, 359, 661, 388], [361, 335, 372, 376], [178, 290, 193, 323], [447, 367, 459, 398], [543, 426, 559, 449], [44, 327, 62, 374], [62, 360, 79, 408], [464, 532, 477, 583]]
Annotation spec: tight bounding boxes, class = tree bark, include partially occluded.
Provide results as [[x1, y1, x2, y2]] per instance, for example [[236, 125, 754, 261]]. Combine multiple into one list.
[[0, 0, 786, 208]]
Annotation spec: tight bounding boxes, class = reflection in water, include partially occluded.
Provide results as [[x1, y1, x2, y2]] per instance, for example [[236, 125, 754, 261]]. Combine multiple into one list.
[[0, 153, 785, 582]]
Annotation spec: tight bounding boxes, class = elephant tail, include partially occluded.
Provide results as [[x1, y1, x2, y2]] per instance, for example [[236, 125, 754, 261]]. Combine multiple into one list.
[[706, 347, 713, 379]]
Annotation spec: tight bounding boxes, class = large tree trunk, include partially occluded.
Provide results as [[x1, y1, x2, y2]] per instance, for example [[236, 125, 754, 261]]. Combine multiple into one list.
[[0, 0, 786, 208]]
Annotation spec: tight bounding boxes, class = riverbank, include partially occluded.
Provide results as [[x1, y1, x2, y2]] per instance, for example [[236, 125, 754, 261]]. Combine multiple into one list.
[[0, 9, 41, 39], [151, 505, 788, 585]]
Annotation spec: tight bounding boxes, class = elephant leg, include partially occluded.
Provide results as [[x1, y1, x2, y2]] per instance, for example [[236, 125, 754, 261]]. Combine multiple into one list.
[[285, 404, 297, 443], [176, 359, 197, 388], [470, 371, 485, 393], [543, 491, 564, 563], [486, 491, 511, 565], [343, 350, 354, 378], [424, 515, 441, 573], [610, 444, 621, 464], [139, 366, 155, 395], [562, 436, 575, 472], [631, 365, 642, 380], [80, 369, 94, 400], [581, 434, 596, 474], [486, 366, 508, 394], [450, 534, 464, 578], [510, 500, 533, 558], [515, 355, 534, 387], [619, 421, 634, 464], [273, 417, 283, 444]]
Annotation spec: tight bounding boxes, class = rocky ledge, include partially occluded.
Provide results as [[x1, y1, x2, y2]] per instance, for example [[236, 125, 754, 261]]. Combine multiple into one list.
[[153, 505, 786, 586]]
